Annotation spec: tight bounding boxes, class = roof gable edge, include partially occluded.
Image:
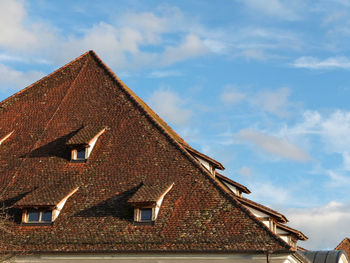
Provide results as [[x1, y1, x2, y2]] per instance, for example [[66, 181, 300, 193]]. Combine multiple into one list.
[[88, 50, 292, 252]]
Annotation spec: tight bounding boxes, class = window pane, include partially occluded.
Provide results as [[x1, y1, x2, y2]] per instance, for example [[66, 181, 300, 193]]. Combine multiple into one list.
[[28, 211, 40, 222], [77, 149, 86, 159], [140, 208, 152, 221], [41, 211, 52, 222]]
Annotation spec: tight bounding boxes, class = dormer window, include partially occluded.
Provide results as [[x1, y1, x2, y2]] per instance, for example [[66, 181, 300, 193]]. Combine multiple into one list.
[[140, 208, 153, 222], [14, 179, 79, 225], [71, 148, 87, 161], [129, 182, 174, 223], [77, 149, 86, 159], [67, 126, 106, 163], [25, 209, 52, 223]]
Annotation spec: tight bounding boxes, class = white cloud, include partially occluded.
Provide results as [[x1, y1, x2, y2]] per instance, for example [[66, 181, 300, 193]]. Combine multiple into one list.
[[238, 166, 252, 177], [237, 129, 311, 162], [279, 110, 350, 172], [252, 87, 292, 117], [292, 56, 350, 70], [220, 86, 247, 104], [148, 89, 192, 126], [0, 63, 44, 93], [240, 0, 302, 21], [160, 34, 208, 66], [249, 182, 291, 205], [287, 202, 350, 249], [0, 0, 56, 51], [327, 170, 350, 188], [147, 70, 182, 78]]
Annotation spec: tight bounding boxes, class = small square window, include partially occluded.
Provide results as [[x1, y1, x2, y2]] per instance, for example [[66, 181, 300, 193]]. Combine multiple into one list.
[[28, 211, 40, 222], [140, 208, 153, 221], [76, 149, 86, 160], [41, 211, 52, 222]]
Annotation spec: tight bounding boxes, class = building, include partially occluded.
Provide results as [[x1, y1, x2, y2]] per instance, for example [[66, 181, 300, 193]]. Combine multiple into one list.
[[336, 238, 350, 260], [0, 51, 309, 262]]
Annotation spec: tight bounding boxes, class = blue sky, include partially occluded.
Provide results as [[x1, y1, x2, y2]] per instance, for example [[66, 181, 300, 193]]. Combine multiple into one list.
[[2, 0, 350, 249]]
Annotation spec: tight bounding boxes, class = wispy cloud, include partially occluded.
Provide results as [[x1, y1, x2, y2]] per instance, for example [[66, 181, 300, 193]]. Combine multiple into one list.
[[147, 89, 192, 126], [220, 86, 247, 104], [237, 129, 311, 162], [147, 70, 182, 78], [0, 0, 56, 51], [238, 0, 303, 21], [292, 56, 350, 69], [252, 87, 292, 117], [249, 182, 291, 205], [0, 63, 44, 93], [238, 166, 252, 177], [220, 86, 294, 118], [287, 201, 350, 249]]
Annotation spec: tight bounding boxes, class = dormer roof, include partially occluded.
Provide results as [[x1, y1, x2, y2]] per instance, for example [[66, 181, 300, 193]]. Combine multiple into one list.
[[276, 222, 308, 241], [128, 181, 174, 206], [184, 145, 225, 170], [66, 125, 106, 146], [14, 178, 79, 208], [215, 172, 251, 194], [236, 196, 288, 223]]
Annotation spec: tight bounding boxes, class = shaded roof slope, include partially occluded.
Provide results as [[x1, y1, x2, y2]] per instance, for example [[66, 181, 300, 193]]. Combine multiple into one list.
[[0, 51, 291, 254]]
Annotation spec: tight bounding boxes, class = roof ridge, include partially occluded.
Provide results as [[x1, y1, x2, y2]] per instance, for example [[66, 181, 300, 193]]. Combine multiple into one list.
[[0, 51, 91, 107], [88, 50, 291, 252], [2, 56, 90, 193]]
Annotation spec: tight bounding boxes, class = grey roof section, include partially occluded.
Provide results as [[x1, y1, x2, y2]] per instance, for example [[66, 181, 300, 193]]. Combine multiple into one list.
[[299, 250, 348, 263]]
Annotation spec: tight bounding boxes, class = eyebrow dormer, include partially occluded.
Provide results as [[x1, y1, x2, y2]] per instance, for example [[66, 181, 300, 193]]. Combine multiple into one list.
[[67, 126, 106, 162]]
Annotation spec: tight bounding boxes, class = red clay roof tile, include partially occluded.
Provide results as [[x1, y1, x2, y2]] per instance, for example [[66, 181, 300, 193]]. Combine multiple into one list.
[[128, 182, 173, 205], [66, 125, 106, 146], [0, 50, 293, 254]]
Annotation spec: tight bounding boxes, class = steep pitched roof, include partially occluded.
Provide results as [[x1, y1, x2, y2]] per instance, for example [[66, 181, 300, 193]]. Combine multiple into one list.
[[0, 51, 291, 254]]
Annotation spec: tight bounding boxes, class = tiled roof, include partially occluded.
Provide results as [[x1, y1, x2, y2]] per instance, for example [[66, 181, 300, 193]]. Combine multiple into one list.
[[66, 125, 106, 146], [336, 237, 350, 259], [0, 51, 292, 254], [215, 172, 251, 194], [128, 182, 173, 205], [14, 177, 80, 207], [276, 223, 308, 240], [236, 196, 288, 223]]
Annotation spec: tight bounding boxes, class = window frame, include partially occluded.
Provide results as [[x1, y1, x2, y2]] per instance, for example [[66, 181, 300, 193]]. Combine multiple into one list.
[[24, 209, 53, 224], [134, 207, 155, 223], [71, 147, 88, 162], [140, 208, 153, 221]]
